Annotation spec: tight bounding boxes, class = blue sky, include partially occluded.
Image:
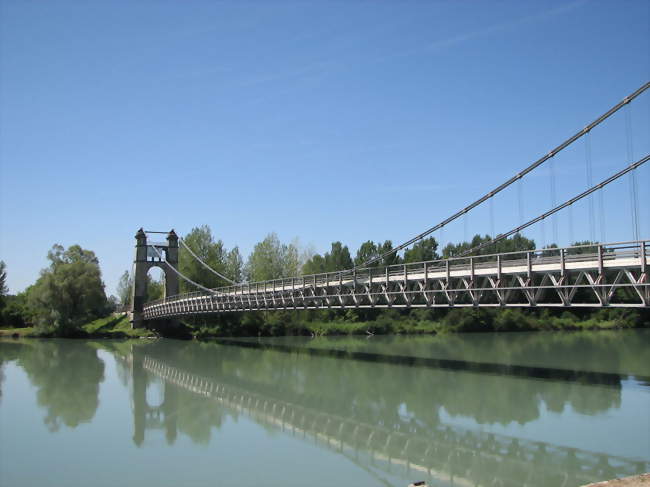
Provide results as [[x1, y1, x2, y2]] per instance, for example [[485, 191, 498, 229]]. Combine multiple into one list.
[[1, 0, 649, 296]]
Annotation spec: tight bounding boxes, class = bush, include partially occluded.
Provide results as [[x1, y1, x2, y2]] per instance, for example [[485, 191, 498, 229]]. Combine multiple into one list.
[[442, 308, 493, 332], [493, 309, 533, 331]]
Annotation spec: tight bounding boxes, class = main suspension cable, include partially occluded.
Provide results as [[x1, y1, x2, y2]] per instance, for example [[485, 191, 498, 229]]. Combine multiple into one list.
[[178, 238, 238, 285], [355, 81, 650, 269], [455, 154, 650, 258]]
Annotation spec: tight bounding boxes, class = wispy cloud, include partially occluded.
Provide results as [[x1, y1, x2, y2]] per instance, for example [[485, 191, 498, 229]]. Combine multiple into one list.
[[174, 1, 590, 110], [244, 0, 588, 98], [373, 0, 588, 64]]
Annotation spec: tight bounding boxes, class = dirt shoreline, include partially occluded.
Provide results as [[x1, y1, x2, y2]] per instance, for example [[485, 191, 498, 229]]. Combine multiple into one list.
[[583, 474, 650, 486]]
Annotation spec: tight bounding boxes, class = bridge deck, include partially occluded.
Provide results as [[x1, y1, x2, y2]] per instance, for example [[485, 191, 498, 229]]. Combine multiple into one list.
[[143, 241, 649, 319]]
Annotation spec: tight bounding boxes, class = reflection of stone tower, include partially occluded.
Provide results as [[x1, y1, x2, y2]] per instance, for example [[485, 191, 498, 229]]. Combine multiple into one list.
[[130, 229, 179, 329], [132, 350, 146, 447], [131, 347, 178, 447]]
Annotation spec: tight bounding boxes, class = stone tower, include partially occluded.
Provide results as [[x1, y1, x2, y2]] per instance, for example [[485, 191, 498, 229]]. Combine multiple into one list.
[[130, 228, 179, 329]]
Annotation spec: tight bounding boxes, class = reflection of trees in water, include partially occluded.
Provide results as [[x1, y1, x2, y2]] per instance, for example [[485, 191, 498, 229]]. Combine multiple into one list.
[[173, 383, 227, 445], [0, 341, 25, 403], [6, 340, 104, 431], [138, 353, 647, 487], [296, 329, 650, 378], [209, 344, 620, 427], [134, 339, 622, 438], [96, 338, 644, 487], [0, 363, 5, 403]]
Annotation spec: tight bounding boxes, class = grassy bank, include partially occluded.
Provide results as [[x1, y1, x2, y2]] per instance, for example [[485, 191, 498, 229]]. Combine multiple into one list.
[[0, 314, 156, 339], [0, 327, 36, 338], [81, 314, 155, 338]]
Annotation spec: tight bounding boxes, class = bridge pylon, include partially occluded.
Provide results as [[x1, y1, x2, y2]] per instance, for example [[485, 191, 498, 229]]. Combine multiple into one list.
[[130, 228, 179, 329]]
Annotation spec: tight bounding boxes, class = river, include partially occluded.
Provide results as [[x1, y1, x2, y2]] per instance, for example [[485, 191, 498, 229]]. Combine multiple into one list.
[[1, 330, 648, 487]]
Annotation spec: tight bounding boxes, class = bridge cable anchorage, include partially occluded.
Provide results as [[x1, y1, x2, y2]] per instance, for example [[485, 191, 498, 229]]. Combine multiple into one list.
[[456, 154, 650, 258], [178, 237, 238, 285], [625, 103, 640, 241], [148, 244, 219, 296], [353, 81, 650, 270]]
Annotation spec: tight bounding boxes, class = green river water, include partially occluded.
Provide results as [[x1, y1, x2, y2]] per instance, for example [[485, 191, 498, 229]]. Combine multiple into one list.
[[1, 330, 648, 486]]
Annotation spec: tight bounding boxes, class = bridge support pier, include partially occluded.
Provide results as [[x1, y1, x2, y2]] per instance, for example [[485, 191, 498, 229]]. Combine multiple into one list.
[[130, 228, 179, 329]]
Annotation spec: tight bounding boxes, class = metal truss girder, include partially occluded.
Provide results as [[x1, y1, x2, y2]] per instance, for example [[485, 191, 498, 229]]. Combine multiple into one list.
[[584, 272, 606, 306], [487, 276, 505, 306], [516, 275, 536, 306], [623, 269, 648, 306], [143, 242, 650, 319]]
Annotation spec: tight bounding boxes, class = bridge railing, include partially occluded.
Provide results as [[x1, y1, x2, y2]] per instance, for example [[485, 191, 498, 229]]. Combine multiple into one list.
[[144, 240, 648, 308]]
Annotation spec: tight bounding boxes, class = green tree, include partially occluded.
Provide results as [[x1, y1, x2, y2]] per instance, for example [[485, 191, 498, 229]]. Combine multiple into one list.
[[354, 240, 401, 268], [116, 270, 133, 308], [146, 274, 164, 301], [568, 240, 599, 255], [225, 247, 243, 284], [355, 241, 379, 267], [324, 242, 353, 272], [302, 253, 327, 275], [179, 225, 229, 292], [1, 293, 29, 328], [403, 237, 439, 263], [245, 233, 299, 281], [26, 244, 108, 335], [284, 239, 301, 277], [378, 240, 401, 266], [0, 260, 8, 320], [442, 233, 535, 259], [0, 260, 7, 299]]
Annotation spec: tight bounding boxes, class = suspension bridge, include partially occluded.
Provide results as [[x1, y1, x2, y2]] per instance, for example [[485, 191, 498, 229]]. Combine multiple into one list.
[[131, 83, 650, 327]]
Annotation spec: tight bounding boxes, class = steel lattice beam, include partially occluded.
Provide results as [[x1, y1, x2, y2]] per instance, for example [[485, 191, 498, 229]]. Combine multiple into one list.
[[143, 241, 650, 320]]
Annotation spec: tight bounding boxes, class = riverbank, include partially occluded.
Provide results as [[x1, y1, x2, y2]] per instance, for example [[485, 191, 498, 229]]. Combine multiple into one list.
[[192, 308, 648, 339], [2, 307, 647, 340], [0, 314, 156, 339], [582, 474, 650, 486]]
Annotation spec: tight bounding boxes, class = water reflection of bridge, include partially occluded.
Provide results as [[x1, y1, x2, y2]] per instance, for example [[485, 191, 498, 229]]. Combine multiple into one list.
[[137, 354, 648, 487]]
